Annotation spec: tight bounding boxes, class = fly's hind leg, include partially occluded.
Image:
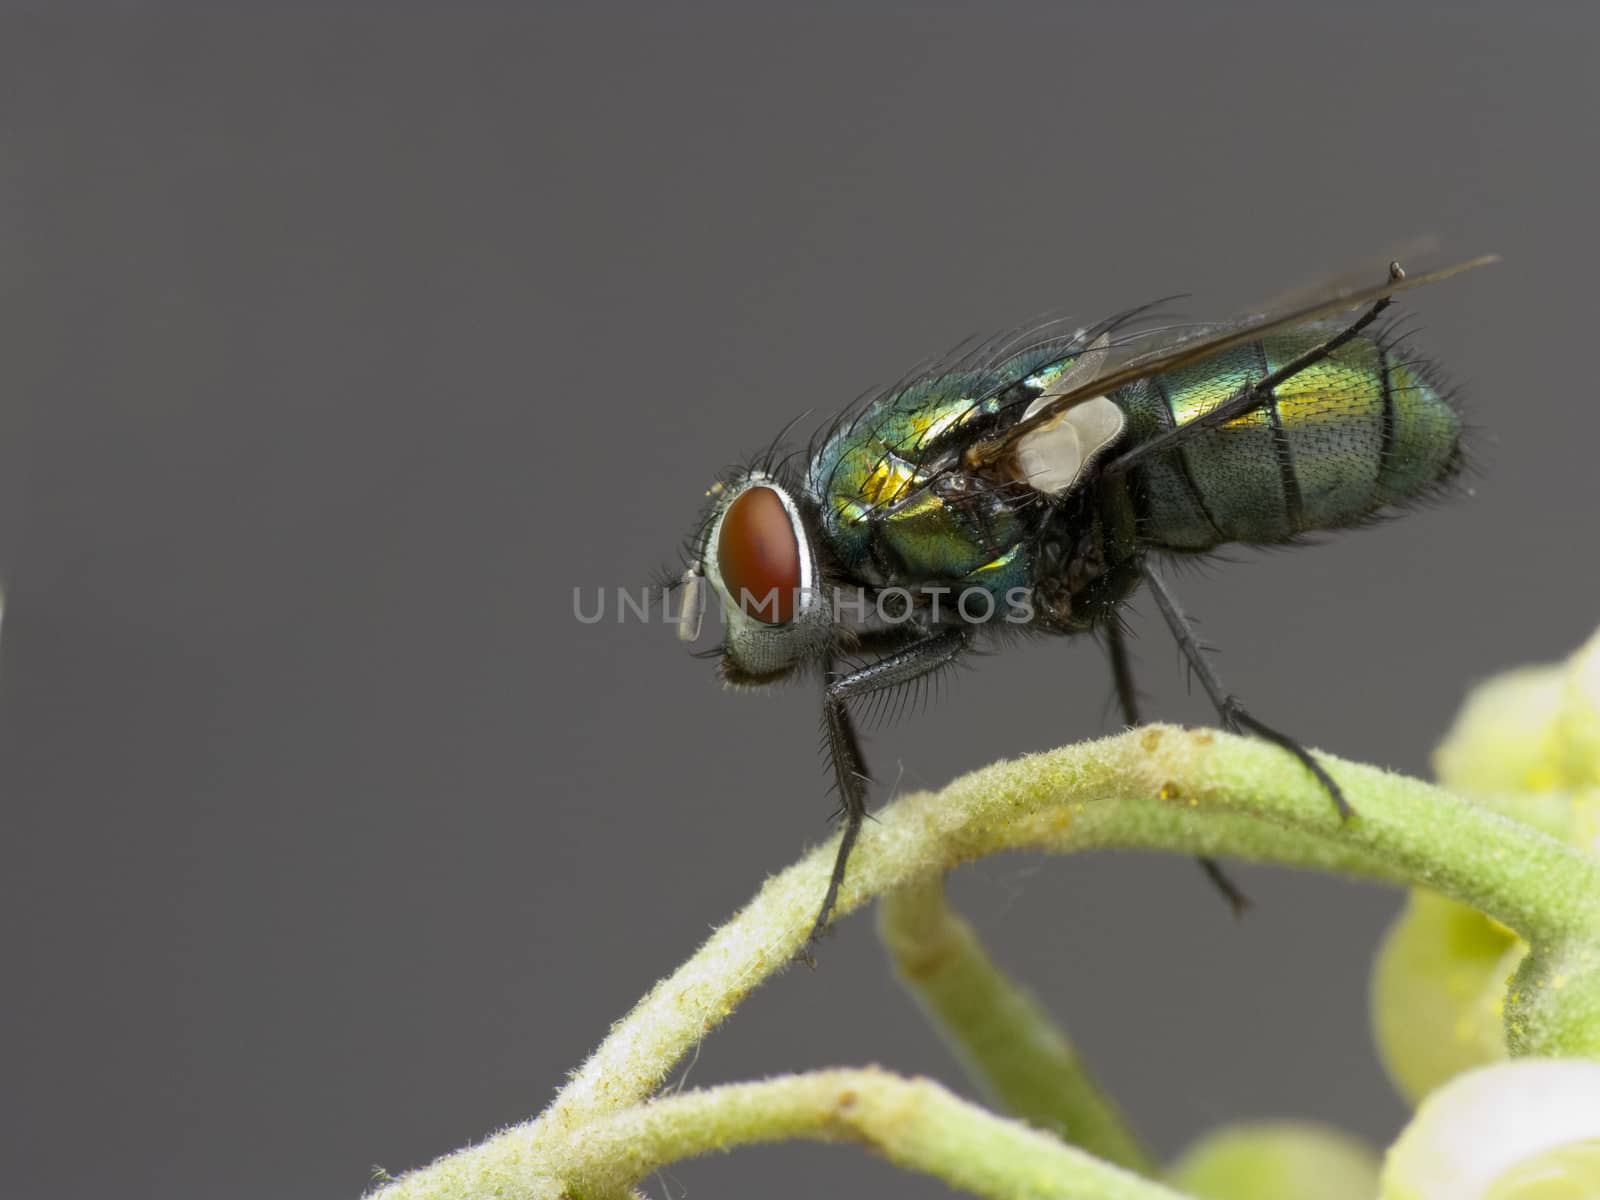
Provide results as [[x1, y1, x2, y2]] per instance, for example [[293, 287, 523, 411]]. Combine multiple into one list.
[[1137, 560, 1351, 818], [1105, 618, 1253, 916], [802, 626, 972, 965]]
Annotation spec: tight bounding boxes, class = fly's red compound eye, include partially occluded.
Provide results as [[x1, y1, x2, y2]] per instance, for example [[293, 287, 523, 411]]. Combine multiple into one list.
[[717, 485, 800, 623]]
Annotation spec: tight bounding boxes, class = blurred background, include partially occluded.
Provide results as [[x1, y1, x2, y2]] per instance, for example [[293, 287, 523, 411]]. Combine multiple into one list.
[[3, 4, 1596, 1197]]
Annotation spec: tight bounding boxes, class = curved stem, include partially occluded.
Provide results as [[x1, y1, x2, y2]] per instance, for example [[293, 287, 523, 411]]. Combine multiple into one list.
[[879, 876, 1157, 1174], [542, 728, 1598, 1130], [442, 1069, 1191, 1200], [372, 726, 1600, 1199]]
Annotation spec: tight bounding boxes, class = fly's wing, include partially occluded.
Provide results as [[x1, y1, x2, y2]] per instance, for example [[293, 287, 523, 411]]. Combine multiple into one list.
[[1246, 235, 1445, 315], [959, 253, 1498, 474]]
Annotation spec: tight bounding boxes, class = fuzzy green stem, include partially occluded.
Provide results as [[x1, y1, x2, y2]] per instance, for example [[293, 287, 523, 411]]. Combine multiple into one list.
[[502, 1069, 1188, 1200], [878, 876, 1157, 1174], [544, 728, 1598, 1127], [372, 726, 1600, 1200]]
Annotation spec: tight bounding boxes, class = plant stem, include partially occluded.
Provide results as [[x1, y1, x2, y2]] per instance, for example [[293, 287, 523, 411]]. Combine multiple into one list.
[[527, 1069, 1188, 1200], [544, 728, 1599, 1130], [372, 726, 1600, 1200], [878, 876, 1157, 1174]]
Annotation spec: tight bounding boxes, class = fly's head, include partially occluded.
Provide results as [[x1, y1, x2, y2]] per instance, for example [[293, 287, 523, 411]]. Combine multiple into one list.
[[676, 470, 834, 686]]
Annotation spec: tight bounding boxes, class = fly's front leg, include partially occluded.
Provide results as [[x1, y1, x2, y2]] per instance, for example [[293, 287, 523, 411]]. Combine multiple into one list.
[[1104, 620, 1253, 916], [802, 627, 972, 962], [810, 695, 867, 967], [1138, 560, 1351, 819]]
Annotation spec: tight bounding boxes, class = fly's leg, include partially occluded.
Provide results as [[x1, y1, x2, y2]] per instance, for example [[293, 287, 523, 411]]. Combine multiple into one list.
[[813, 694, 867, 966], [1104, 618, 1144, 726], [802, 627, 972, 965], [1196, 857, 1252, 916], [1138, 561, 1351, 819], [1105, 620, 1253, 916]]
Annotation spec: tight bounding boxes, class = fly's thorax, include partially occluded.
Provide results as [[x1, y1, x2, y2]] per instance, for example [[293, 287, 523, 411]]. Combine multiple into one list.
[[808, 391, 996, 573], [693, 473, 833, 684], [809, 437, 1039, 611]]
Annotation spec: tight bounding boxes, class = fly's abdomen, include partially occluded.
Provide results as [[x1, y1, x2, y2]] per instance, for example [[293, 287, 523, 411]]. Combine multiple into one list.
[[1116, 327, 1461, 551]]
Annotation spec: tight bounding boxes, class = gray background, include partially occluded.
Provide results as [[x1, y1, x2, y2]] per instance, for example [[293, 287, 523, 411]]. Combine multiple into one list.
[[2, 4, 1596, 1198]]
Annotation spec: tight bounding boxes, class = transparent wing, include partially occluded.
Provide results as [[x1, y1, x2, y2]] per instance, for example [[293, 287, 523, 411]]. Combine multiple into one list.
[[1245, 234, 1444, 315], [961, 253, 1497, 472]]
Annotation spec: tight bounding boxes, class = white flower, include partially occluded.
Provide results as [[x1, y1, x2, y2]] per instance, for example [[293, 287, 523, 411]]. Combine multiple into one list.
[[1381, 1059, 1600, 1199]]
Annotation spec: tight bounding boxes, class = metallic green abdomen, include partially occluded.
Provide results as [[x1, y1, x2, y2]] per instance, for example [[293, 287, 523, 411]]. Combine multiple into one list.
[[1118, 327, 1461, 550]]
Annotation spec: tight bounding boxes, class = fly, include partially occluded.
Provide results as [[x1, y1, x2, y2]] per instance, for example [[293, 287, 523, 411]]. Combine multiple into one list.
[[672, 254, 1495, 962]]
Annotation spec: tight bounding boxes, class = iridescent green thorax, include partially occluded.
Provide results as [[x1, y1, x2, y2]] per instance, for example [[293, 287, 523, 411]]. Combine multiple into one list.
[[1118, 326, 1459, 550], [808, 355, 1073, 597]]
